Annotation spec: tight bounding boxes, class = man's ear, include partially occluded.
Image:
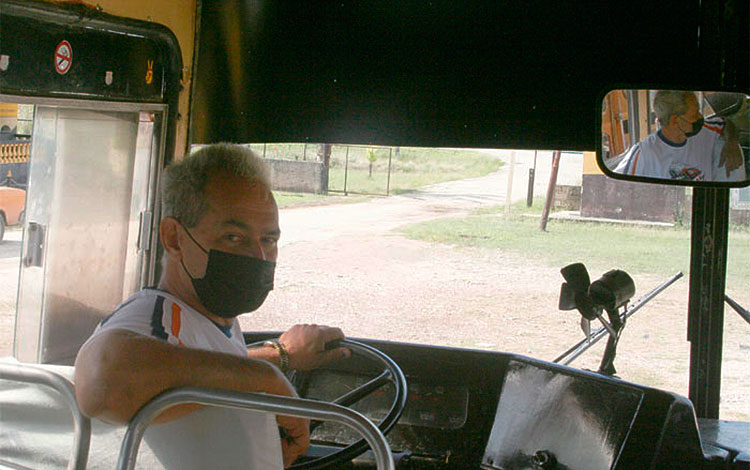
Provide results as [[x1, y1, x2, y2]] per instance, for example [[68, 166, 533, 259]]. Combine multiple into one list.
[[160, 217, 183, 259]]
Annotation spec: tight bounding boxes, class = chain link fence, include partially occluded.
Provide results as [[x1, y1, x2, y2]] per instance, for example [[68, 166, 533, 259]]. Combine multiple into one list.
[[247, 143, 396, 196]]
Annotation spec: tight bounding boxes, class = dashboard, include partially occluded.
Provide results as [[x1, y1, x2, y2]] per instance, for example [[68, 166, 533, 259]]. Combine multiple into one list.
[[243, 334, 746, 470], [305, 370, 470, 457]]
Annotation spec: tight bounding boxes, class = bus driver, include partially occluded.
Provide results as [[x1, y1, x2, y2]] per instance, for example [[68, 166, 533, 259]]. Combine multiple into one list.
[[74, 144, 350, 469]]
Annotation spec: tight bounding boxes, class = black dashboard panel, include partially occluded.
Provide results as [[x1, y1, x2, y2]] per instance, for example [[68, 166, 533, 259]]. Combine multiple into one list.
[[244, 333, 741, 470], [305, 370, 470, 457]]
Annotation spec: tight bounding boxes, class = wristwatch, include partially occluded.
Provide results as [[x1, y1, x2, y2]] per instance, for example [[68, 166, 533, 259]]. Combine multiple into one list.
[[264, 339, 289, 372]]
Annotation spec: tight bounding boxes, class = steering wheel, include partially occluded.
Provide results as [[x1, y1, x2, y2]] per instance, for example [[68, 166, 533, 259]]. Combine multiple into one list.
[[248, 338, 407, 470]]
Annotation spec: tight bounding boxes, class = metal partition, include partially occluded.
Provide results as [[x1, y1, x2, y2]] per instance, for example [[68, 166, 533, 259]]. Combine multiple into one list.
[[118, 387, 395, 470], [0, 361, 91, 470], [11, 98, 166, 365]]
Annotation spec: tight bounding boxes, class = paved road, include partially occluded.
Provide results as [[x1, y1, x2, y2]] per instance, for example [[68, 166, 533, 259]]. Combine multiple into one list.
[[0, 229, 22, 298]]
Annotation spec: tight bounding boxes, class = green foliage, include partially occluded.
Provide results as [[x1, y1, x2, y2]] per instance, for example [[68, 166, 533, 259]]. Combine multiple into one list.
[[400, 207, 750, 287]]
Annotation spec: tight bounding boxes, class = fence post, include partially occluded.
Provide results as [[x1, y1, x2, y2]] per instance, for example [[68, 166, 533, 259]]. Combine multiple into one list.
[[527, 150, 537, 207], [505, 151, 515, 217], [344, 146, 350, 196]]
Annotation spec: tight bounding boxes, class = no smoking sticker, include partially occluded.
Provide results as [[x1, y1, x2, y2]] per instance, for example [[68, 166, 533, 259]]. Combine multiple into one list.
[[55, 40, 72, 75]]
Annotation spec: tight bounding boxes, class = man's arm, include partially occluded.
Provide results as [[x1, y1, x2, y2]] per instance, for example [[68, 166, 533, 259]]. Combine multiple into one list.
[[248, 324, 350, 371], [74, 329, 297, 424]]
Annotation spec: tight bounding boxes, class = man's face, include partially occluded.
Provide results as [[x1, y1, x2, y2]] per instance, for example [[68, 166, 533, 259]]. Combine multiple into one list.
[[181, 171, 280, 279], [674, 94, 703, 135]]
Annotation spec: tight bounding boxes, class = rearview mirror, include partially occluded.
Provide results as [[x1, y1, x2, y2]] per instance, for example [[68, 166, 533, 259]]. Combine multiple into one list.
[[598, 89, 750, 187]]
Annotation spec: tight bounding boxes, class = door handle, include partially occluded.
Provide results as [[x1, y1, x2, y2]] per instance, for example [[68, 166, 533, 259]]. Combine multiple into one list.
[[24, 222, 45, 267], [137, 211, 152, 253]]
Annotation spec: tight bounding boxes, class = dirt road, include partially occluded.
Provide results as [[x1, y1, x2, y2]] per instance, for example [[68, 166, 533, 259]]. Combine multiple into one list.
[[278, 150, 581, 245]]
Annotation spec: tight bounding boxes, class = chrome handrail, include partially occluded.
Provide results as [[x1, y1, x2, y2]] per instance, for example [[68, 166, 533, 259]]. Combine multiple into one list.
[[118, 387, 395, 470], [0, 362, 91, 470]]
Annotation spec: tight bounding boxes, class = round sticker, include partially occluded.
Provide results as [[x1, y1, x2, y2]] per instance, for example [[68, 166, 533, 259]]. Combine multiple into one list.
[[55, 40, 72, 75]]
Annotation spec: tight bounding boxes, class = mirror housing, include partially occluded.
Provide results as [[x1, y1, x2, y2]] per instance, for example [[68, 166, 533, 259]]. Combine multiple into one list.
[[598, 89, 750, 187]]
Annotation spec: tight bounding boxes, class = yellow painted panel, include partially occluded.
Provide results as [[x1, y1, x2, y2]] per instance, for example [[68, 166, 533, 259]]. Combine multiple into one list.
[[45, 0, 196, 158], [93, 0, 196, 68], [582, 151, 603, 175], [0, 103, 18, 118], [96, 0, 195, 158]]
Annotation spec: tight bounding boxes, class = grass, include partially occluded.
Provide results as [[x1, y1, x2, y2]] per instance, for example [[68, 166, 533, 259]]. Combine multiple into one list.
[[329, 147, 504, 195], [273, 191, 371, 209], [248, 144, 504, 196], [400, 198, 750, 286]]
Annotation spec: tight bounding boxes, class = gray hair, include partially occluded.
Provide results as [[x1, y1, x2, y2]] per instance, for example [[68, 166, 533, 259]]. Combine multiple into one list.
[[161, 143, 271, 227], [653, 90, 697, 126]]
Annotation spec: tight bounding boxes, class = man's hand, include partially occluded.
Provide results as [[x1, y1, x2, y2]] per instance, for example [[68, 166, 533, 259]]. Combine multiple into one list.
[[278, 413, 310, 468], [719, 120, 743, 175], [719, 141, 744, 176], [279, 324, 350, 370]]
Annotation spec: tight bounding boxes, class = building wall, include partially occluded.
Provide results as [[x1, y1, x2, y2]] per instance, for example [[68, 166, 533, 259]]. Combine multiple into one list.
[[266, 159, 328, 194], [553, 185, 582, 211], [730, 208, 750, 225], [581, 174, 687, 223]]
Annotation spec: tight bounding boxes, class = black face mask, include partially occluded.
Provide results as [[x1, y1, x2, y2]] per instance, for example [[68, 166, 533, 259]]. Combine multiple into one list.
[[180, 225, 275, 318], [680, 116, 704, 138]]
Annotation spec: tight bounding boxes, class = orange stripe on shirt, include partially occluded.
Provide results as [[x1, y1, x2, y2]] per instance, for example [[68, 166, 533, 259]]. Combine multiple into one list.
[[171, 303, 184, 346], [630, 149, 641, 175], [703, 124, 722, 134]]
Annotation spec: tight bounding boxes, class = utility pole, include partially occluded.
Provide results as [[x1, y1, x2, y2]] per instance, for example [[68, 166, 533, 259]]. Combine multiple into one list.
[[540, 150, 561, 231]]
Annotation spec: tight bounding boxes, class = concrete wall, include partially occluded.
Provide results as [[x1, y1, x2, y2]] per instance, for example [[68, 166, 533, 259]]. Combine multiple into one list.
[[730, 208, 750, 226], [581, 174, 687, 223], [266, 159, 328, 194], [553, 185, 582, 211]]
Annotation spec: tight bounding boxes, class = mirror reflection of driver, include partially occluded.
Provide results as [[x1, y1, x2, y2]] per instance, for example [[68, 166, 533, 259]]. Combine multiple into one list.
[[75, 144, 350, 469], [614, 90, 745, 181]]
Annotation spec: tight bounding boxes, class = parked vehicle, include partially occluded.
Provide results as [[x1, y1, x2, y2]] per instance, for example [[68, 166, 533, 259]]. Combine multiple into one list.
[[0, 186, 24, 241]]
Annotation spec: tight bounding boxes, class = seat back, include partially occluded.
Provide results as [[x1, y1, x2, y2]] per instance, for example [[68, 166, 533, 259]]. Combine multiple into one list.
[[118, 387, 396, 470], [0, 360, 90, 470]]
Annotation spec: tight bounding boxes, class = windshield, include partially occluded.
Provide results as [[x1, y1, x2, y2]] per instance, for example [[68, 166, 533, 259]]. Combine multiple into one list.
[[1, 138, 748, 422], [235, 143, 750, 422]]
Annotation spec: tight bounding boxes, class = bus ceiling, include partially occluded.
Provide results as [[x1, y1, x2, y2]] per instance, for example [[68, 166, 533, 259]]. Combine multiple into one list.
[[1, 0, 747, 153], [189, 1, 748, 149]]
